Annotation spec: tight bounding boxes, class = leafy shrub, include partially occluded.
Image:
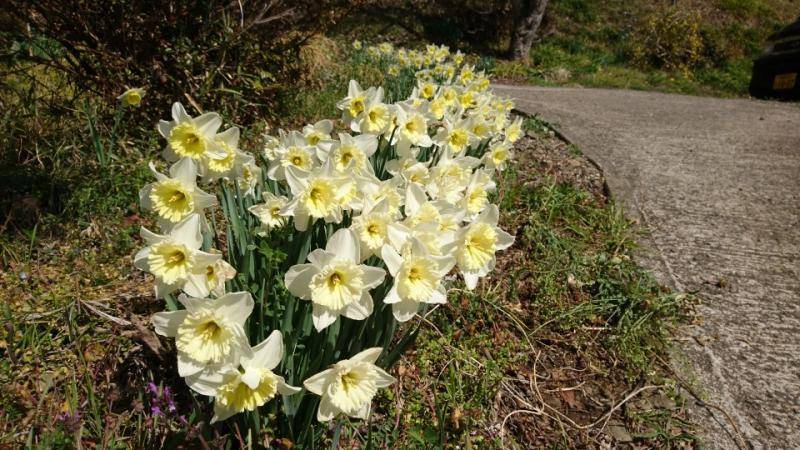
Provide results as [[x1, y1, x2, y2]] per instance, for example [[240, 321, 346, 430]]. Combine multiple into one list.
[[4, 1, 362, 123], [630, 6, 705, 76]]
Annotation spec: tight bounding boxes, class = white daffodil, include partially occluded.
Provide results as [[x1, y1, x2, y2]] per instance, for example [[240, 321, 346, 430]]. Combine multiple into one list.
[[453, 50, 465, 65], [381, 238, 454, 322], [417, 80, 437, 100], [303, 347, 395, 421], [433, 118, 475, 155], [321, 133, 377, 175], [158, 102, 225, 163], [461, 169, 496, 219], [463, 114, 489, 142], [267, 131, 317, 181], [184, 330, 301, 423], [133, 214, 221, 298], [440, 86, 458, 107], [378, 42, 393, 55], [458, 65, 475, 86], [185, 255, 236, 298], [261, 133, 284, 161], [117, 87, 145, 107], [151, 291, 254, 377], [358, 174, 405, 219], [484, 139, 514, 171], [444, 205, 514, 289], [393, 102, 433, 156], [402, 182, 463, 233], [428, 96, 449, 121], [505, 116, 523, 143], [248, 191, 289, 235], [350, 199, 406, 261], [491, 110, 509, 134], [302, 120, 334, 148], [387, 158, 429, 186], [337, 80, 376, 128], [426, 152, 481, 205], [139, 158, 216, 231], [458, 89, 477, 110], [204, 127, 249, 181], [281, 164, 353, 231], [284, 229, 385, 331], [237, 158, 262, 197], [354, 88, 392, 136]]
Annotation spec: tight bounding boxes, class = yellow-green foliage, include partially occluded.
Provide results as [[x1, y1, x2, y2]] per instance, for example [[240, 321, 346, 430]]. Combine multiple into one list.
[[631, 6, 705, 77]]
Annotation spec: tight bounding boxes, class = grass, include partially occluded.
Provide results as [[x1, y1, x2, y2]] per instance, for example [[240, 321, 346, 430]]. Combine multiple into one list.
[[488, 0, 797, 97], [1, 34, 694, 447]]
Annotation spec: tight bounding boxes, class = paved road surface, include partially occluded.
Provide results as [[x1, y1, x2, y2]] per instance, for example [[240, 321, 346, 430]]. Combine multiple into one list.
[[494, 85, 800, 449]]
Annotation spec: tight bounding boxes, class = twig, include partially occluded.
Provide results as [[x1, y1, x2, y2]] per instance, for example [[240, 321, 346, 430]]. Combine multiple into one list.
[[79, 300, 131, 326]]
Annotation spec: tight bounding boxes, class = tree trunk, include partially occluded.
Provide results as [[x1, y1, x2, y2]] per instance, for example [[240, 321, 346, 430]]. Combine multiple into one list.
[[509, 0, 549, 61]]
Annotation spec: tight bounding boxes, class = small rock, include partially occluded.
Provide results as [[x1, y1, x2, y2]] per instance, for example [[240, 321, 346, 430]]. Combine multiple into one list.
[[608, 424, 633, 443]]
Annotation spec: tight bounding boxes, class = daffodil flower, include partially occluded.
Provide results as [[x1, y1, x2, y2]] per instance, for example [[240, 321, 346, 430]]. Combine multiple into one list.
[[504, 116, 523, 143], [426, 152, 481, 205], [433, 118, 475, 155], [402, 182, 464, 232], [139, 158, 216, 231], [284, 229, 385, 331], [484, 139, 514, 171], [151, 291, 254, 377], [158, 102, 225, 163], [184, 330, 301, 423], [263, 133, 282, 160], [468, 115, 492, 141], [458, 65, 476, 86], [267, 131, 317, 181], [393, 102, 433, 156], [185, 255, 236, 298], [460, 169, 496, 219], [389, 158, 430, 186], [337, 80, 376, 128], [249, 191, 289, 235], [203, 127, 250, 181], [353, 88, 392, 136], [302, 120, 334, 148], [133, 214, 221, 298], [237, 159, 261, 197], [444, 205, 514, 289], [303, 347, 395, 421], [358, 174, 405, 219], [117, 88, 145, 107], [453, 50, 465, 65], [350, 199, 407, 260], [381, 238, 454, 322], [378, 42, 394, 54], [281, 164, 353, 231], [320, 133, 378, 175]]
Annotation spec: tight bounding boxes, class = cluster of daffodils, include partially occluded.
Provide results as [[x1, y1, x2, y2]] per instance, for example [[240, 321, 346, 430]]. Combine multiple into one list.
[[133, 43, 521, 429]]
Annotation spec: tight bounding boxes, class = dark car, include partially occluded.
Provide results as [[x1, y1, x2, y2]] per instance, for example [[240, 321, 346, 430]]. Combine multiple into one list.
[[749, 17, 800, 100]]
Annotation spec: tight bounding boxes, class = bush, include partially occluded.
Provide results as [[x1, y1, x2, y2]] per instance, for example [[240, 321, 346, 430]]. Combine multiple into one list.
[[630, 5, 705, 76], [4, 1, 362, 123]]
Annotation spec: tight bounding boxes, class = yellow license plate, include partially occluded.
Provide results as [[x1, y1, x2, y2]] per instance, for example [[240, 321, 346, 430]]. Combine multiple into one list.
[[773, 73, 797, 90]]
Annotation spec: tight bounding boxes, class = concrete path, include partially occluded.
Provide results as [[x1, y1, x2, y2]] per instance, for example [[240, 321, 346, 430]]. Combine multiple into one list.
[[495, 85, 800, 449]]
